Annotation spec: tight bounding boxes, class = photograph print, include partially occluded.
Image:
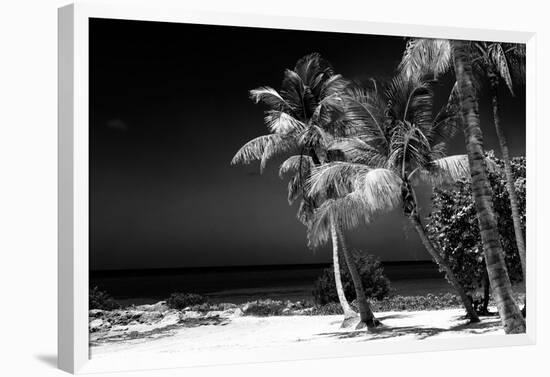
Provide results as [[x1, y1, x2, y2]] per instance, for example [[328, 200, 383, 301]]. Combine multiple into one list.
[[88, 17, 527, 362]]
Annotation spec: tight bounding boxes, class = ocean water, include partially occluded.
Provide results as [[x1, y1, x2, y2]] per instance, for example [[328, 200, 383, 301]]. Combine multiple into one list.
[[90, 262, 453, 306]]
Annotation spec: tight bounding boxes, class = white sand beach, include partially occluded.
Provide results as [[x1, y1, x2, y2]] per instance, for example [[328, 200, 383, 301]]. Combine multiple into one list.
[[90, 308, 503, 369]]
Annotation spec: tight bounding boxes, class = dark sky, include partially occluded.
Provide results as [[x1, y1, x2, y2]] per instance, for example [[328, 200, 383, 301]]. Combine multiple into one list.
[[90, 18, 526, 271]]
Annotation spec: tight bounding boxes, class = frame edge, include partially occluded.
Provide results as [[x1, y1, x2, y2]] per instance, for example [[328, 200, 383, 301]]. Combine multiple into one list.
[[58, 3, 76, 374]]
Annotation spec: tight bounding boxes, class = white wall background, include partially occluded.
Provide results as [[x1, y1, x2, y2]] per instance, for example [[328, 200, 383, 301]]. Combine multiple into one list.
[[0, 0, 548, 376]]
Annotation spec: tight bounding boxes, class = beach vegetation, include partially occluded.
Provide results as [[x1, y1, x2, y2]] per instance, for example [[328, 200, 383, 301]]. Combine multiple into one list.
[[426, 153, 525, 314], [166, 292, 207, 310], [89, 286, 120, 311], [312, 251, 391, 305]]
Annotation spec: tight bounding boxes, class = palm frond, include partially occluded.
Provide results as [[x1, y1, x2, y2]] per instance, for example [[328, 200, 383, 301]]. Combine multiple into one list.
[[231, 134, 297, 170], [488, 43, 515, 96], [411, 154, 499, 187], [308, 169, 402, 247], [319, 73, 349, 99], [505, 43, 526, 85], [264, 111, 306, 134], [342, 85, 388, 148], [294, 53, 334, 91], [287, 173, 303, 204], [280, 68, 316, 120], [386, 73, 433, 131], [231, 134, 274, 165], [297, 198, 316, 226], [431, 81, 461, 147], [387, 123, 431, 175], [249, 87, 289, 110], [307, 194, 367, 248], [260, 134, 299, 172], [308, 162, 371, 198], [509, 43, 526, 58], [399, 38, 452, 79], [279, 155, 314, 178], [311, 93, 346, 130], [299, 125, 333, 153], [428, 142, 448, 163], [353, 168, 403, 213], [410, 154, 470, 186], [328, 137, 387, 166]]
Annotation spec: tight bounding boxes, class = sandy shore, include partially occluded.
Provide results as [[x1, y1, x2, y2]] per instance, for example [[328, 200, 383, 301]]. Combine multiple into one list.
[[90, 308, 503, 362]]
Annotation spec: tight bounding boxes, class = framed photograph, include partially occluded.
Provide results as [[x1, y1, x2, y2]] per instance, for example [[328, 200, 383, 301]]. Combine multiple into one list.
[[58, 2, 536, 374]]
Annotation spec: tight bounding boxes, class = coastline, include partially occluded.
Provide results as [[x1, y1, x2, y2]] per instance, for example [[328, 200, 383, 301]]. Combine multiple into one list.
[[90, 308, 505, 362], [90, 289, 525, 349], [90, 261, 452, 306]]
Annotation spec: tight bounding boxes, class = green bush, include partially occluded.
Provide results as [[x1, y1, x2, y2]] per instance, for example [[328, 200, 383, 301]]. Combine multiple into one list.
[[242, 299, 286, 316], [89, 286, 120, 310], [166, 293, 207, 310], [370, 293, 463, 312], [426, 153, 525, 311], [307, 293, 464, 315], [308, 302, 344, 316], [312, 251, 391, 306]]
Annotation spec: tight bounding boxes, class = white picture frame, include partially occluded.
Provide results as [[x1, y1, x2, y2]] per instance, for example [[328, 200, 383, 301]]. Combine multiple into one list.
[[58, 1, 537, 374]]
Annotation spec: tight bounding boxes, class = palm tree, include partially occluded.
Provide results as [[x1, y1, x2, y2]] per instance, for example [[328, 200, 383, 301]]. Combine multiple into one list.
[[279, 155, 367, 327], [400, 38, 527, 280], [471, 42, 526, 279], [231, 53, 378, 327], [307, 74, 480, 322], [451, 40, 525, 334]]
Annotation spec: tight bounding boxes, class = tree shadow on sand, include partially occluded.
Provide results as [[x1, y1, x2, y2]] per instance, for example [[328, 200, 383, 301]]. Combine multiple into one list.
[[314, 314, 502, 342]]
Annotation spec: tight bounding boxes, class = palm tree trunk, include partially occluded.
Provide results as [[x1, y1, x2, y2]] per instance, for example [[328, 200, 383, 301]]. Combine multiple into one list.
[[330, 218, 356, 325], [452, 40, 525, 334], [482, 269, 490, 315], [488, 71, 526, 279], [337, 227, 379, 329], [409, 213, 480, 322]]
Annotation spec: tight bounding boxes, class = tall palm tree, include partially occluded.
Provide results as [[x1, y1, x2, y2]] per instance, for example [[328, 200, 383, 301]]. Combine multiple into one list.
[[400, 38, 527, 280], [471, 42, 526, 279], [231, 53, 378, 327], [451, 40, 525, 334], [307, 74, 480, 322]]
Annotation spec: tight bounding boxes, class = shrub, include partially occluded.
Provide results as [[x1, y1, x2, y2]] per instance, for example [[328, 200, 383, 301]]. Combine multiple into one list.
[[308, 293, 465, 315], [312, 251, 391, 305], [166, 293, 207, 310], [242, 299, 286, 316], [308, 302, 344, 316], [426, 152, 525, 310], [370, 293, 463, 312], [89, 286, 120, 310]]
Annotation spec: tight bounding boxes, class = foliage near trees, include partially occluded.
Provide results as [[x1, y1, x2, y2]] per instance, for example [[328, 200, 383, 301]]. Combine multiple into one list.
[[166, 292, 207, 310], [312, 252, 391, 305], [89, 286, 120, 311], [426, 153, 525, 313]]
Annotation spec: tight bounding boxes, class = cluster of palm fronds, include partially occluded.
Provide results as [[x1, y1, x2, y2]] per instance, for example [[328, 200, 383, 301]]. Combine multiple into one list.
[[231, 39, 526, 333]]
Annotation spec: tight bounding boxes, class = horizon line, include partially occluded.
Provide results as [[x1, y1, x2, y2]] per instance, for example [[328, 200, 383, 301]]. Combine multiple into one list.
[[90, 260, 435, 276]]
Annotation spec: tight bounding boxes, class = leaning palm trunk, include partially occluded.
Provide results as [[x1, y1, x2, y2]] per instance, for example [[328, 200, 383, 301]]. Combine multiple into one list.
[[404, 181, 479, 321], [330, 218, 356, 325], [452, 40, 525, 334], [337, 227, 379, 329], [409, 212, 480, 322], [488, 69, 526, 279]]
